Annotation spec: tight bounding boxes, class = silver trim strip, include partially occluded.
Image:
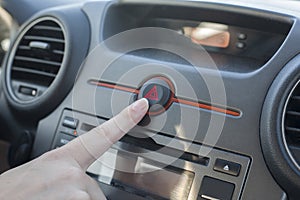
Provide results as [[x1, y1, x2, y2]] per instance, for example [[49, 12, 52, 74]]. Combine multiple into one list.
[[201, 194, 220, 200]]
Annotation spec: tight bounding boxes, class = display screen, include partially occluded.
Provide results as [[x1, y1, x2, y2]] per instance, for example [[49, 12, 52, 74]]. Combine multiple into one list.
[[87, 149, 195, 200], [112, 163, 194, 200], [182, 22, 230, 48]]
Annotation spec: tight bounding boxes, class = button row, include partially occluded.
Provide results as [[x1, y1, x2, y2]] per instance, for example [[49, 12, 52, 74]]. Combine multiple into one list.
[[236, 33, 247, 49]]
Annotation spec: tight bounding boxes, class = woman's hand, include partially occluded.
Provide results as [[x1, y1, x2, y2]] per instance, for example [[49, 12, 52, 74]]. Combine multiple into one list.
[[0, 98, 149, 200]]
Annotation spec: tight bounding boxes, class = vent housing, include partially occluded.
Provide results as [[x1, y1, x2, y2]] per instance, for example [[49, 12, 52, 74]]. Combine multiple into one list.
[[283, 80, 300, 165], [260, 38, 300, 199], [6, 17, 66, 103]]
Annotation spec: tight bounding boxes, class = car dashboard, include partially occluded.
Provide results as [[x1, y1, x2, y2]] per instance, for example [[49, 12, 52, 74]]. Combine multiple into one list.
[[1, 0, 300, 199]]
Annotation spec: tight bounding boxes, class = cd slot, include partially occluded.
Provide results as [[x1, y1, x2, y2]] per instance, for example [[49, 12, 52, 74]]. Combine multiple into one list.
[[120, 135, 209, 166], [80, 122, 209, 166]]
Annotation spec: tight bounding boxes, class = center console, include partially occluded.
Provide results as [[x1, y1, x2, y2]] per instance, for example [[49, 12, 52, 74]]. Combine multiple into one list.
[[53, 109, 249, 200], [25, 0, 296, 199]]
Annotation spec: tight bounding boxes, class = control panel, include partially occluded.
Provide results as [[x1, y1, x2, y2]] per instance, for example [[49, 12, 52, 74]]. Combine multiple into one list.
[[52, 109, 250, 200]]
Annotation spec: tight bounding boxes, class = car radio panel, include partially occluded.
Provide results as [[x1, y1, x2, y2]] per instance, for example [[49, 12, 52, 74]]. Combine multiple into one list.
[[52, 109, 250, 200]]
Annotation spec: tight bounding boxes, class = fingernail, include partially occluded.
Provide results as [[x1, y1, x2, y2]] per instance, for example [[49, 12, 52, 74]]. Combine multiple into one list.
[[131, 98, 149, 114]]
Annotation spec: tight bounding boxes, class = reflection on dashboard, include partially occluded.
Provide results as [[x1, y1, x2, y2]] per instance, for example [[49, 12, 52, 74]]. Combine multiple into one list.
[[0, 7, 17, 64], [182, 22, 230, 48]]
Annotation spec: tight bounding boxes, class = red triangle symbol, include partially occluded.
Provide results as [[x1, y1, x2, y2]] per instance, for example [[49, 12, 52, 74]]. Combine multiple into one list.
[[144, 85, 159, 101]]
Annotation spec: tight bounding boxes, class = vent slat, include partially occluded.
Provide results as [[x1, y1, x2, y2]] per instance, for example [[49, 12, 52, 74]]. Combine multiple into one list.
[[12, 66, 56, 78], [292, 96, 300, 101], [287, 111, 300, 117], [286, 126, 300, 134], [24, 35, 64, 43], [15, 56, 61, 67], [18, 45, 31, 50], [33, 25, 62, 32], [18, 45, 64, 56], [53, 50, 64, 55]]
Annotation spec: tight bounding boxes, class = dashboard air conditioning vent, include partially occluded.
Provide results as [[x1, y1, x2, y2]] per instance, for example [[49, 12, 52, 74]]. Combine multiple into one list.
[[284, 80, 300, 164], [6, 17, 66, 102]]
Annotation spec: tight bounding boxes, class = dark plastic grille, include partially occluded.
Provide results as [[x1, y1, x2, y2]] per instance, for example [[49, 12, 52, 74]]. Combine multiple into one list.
[[284, 81, 300, 164], [11, 19, 65, 87]]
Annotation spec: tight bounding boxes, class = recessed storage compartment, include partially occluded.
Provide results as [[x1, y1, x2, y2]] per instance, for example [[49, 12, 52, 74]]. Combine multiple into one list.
[[102, 2, 293, 72]]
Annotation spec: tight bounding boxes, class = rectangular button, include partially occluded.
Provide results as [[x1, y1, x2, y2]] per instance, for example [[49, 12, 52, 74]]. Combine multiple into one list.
[[62, 116, 79, 129], [198, 176, 234, 200], [56, 133, 76, 147], [60, 127, 76, 136], [213, 159, 241, 176]]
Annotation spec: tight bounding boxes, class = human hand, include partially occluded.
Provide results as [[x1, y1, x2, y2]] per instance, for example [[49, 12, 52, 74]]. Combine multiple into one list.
[[0, 98, 149, 200]]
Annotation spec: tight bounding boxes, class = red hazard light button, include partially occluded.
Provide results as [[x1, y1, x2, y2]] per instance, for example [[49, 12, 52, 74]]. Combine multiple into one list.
[[138, 77, 172, 115]]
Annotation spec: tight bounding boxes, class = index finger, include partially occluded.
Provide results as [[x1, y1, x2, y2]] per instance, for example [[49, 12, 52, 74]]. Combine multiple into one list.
[[60, 98, 148, 170]]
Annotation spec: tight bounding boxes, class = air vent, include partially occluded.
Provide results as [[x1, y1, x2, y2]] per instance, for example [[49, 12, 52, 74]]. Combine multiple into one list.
[[283, 80, 300, 166], [6, 17, 65, 102], [260, 55, 300, 197]]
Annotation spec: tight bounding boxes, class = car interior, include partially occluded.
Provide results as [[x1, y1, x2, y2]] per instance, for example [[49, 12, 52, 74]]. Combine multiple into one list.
[[1, 0, 300, 199]]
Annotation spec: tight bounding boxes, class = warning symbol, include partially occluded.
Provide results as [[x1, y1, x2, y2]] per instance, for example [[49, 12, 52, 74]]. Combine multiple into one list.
[[144, 85, 159, 101], [223, 165, 230, 171]]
